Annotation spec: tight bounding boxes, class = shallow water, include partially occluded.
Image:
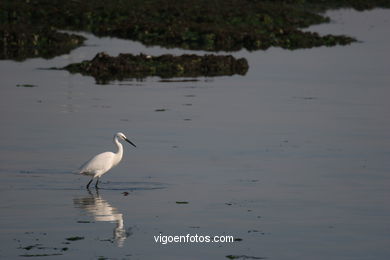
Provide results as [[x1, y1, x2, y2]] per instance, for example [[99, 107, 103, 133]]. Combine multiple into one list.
[[1, 9, 390, 260]]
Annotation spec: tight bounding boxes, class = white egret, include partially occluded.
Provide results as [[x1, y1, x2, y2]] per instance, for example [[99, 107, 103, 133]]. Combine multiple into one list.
[[79, 132, 136, 189]]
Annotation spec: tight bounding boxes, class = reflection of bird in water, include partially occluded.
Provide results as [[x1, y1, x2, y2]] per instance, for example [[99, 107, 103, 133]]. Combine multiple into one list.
[[73, 189, 131, 247]]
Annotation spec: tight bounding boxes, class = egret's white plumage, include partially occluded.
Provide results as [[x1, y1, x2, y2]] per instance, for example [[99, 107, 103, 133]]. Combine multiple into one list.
[[79, 132, 136, 189]]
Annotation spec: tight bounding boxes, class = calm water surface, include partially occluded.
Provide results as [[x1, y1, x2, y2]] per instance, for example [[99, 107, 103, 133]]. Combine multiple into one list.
[[0, 9, 389, 260]]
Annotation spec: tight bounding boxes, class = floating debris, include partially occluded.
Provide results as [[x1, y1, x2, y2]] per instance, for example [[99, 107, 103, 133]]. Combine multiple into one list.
[[22, 245, 40, 251], [65, 236, 84, 241], [63, 52, 249, 83], [293, 96, 318, 100], [159, 79, 199, 83], [226, 255, 266, 259], [17, 237, 69, 258], [176, 201, 189, 204], [16, 84, 37, 88], [20, 253, 63, 257]]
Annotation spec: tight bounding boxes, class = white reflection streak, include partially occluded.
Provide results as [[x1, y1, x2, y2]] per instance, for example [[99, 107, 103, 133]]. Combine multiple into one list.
[[73, 190, 130, 247]]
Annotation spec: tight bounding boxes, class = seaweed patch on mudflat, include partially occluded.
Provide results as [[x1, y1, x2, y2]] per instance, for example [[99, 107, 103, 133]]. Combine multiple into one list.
[[63, 52, 249, 83], [1, 1, 389, 60], [3, 0, 389, 58], [0, 24, 85, 61]]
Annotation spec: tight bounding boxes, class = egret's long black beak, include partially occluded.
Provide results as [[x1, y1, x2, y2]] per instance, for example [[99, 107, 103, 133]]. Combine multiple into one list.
[[125, 138, 136, 148]]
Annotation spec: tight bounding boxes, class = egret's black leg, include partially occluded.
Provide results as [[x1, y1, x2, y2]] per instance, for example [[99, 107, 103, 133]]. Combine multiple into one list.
[[95, 178, 100, 189], [86, 179, 93, 189]]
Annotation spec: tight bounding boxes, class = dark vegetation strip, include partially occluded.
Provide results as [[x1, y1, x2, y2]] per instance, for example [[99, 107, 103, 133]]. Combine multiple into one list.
[[1, 0, 388, 83], [64, 52, 249, 83], [1, 0, 389, 59], [0, 24, 85, 61]]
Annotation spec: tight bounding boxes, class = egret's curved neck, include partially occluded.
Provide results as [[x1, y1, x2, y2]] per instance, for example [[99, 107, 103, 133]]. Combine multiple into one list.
[[114, 136, 124, 158]]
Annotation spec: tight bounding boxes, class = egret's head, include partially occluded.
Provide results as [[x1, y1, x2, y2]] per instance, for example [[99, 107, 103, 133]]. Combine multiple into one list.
[[116, 132, 136, 147]]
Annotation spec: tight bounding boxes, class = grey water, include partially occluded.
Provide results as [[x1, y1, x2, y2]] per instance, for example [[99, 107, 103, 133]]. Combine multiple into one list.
[[0, 9, 389, 260]]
